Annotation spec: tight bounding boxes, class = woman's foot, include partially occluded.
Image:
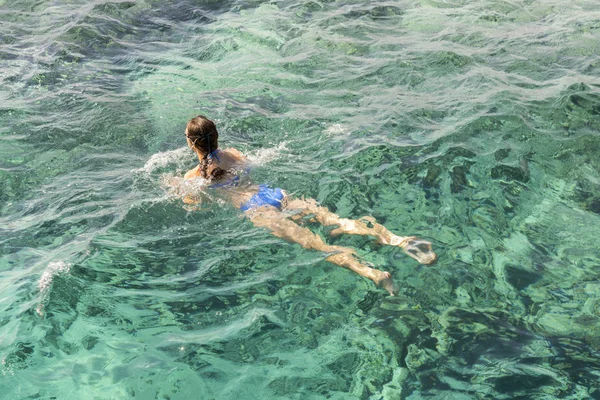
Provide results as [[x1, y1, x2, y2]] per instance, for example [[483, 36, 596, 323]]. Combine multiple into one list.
[[384, 235, 437, 265], [374, 270, 397, 296], [354, 217, 437, 265]]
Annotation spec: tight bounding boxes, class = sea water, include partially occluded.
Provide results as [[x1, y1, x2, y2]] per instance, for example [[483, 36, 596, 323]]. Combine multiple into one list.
[[1, 0, 600, 398]]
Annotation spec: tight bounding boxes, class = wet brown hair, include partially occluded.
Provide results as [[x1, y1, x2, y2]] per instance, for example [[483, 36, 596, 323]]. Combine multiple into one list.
[[186, 115, 225, 181], [186, 116, 218, 154]]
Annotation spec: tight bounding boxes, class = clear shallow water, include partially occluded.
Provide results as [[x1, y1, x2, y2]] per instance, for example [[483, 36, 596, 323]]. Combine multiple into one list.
[[2, 0, 600, 398]]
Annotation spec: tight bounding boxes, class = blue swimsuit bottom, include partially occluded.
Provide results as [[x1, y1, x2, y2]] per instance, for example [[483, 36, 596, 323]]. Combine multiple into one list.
[[240, 185, 285, 212]]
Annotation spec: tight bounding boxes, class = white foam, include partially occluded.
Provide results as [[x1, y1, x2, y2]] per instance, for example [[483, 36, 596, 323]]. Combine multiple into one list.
[[324, 124, 348, 136], [161, 174, 208, 197], [134, 143, 287, 206], [133, 147, 190, 175], [38, 261, 71, 293], [246, 142, 287, 166], [136, 142, 287, 178]]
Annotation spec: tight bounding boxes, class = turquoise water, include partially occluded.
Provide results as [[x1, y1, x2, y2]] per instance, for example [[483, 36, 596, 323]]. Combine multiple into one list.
[[2, 0, 600, 398]]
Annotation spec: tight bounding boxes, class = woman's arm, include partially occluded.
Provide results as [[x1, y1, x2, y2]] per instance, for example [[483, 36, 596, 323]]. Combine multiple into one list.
[[181, 167, 198, 204]]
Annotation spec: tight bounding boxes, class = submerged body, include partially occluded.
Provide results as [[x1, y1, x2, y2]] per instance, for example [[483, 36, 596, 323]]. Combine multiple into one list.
[[183, 116, 436, 295], [182, 147, 286, 211]]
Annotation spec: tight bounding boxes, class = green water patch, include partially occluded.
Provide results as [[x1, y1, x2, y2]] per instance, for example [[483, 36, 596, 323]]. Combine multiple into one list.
[[3, 0, 600, 398], [529, 82, 600, 137]]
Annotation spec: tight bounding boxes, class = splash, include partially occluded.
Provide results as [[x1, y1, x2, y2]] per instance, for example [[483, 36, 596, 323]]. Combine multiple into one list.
[[136, 142, 287, 180], [38, 261, 71, 293], [133, 147, 204, 204], [134, 143, 288, 205], [246, 142, 288, 166], [133, 147, 191, 175], [324, 124, 349, 136], [159, 174, 225, 206], [36, 261, 72, 316]]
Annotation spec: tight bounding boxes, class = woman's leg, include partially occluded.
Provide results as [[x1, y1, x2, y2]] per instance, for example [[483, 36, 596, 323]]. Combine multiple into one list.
[[286, 198, 436, 265], [247, 207, 397, 295]]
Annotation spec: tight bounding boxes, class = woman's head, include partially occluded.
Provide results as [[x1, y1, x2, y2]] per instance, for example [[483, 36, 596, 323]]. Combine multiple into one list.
[[185, 115, 218, 156]]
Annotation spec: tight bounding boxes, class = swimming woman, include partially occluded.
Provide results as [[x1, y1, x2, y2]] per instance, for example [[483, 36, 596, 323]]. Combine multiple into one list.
[[182, 115, 436, 295]]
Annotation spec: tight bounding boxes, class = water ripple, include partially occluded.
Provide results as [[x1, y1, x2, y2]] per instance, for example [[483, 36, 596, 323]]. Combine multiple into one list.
[[2, 0, 600, 398]]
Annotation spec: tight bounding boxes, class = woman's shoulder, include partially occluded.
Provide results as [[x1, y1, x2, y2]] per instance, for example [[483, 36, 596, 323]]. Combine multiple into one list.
[[222, 147, 245, 160], [220, 148, 247, 167]]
